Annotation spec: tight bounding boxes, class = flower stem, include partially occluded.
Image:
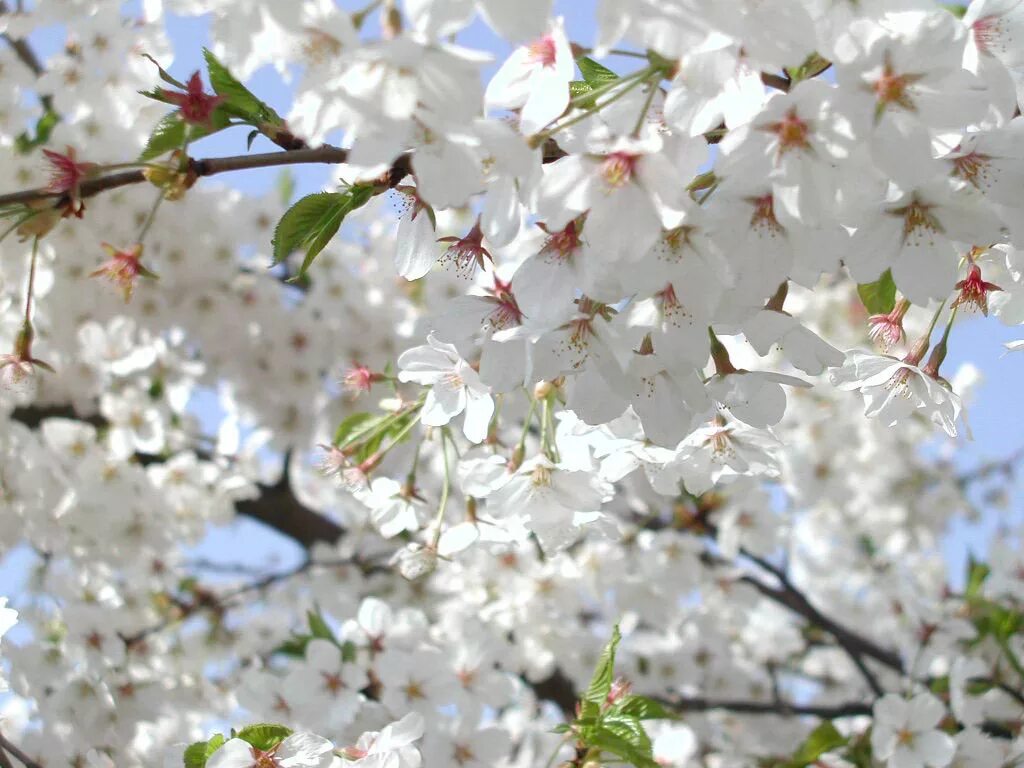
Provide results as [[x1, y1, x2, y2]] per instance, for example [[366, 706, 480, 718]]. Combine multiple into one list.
[[631, 79, 660, 136], [23, 236, 39, 326], [430, 428, 452, 548], [137, 190, 166, 241], [537, 67, 656, 141]]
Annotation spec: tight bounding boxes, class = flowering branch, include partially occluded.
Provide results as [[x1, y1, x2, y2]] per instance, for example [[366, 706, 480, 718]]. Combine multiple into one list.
[[0, 145, 354, 208]]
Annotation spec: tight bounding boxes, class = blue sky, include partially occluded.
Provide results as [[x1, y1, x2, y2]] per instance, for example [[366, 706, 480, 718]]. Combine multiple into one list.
[[2, 0, 1020, 595]]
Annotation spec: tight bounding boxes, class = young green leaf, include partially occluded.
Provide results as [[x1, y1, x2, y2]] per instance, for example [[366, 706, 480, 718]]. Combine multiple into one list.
[[610, 695, 674, 721], [290, 185, 375, 279], [235, 723, 294, 752], [183, 733, 225, 768], [272, 192, 346, 265], [857, 270, 897, 316], [140, 114, 187, 161], [15, 110, 60, 155], [333, 412, 378, 447], [787, 721, 848, 767], [582, 624, 622, 717], [601, 713, 653, 755], [577, 56, 619, 88], [307, 610, 335, 642], [965, 557, 990, 600], [586, 724, 659, 768], [202, 48, 281, 124], [142, 53, 186, 89]]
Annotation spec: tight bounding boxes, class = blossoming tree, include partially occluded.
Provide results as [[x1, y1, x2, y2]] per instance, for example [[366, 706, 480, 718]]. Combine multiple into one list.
[[1, 0, 1024, 766]]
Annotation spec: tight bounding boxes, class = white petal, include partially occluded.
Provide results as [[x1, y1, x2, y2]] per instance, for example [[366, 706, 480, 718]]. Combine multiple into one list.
[[207, 739, 255, 768]]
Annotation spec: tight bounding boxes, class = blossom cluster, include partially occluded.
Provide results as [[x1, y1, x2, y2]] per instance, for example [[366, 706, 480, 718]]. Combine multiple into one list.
[[0, 1, 1023, 767]]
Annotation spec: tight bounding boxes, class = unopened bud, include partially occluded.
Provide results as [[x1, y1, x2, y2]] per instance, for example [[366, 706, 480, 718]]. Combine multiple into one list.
[[534, 380, 554, 399], [382, 5, 402, 38], [509, 444, 525, 471], [17, 206, 61, 240]]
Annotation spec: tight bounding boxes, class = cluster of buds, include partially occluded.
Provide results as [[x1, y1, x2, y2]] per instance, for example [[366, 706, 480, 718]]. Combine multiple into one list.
[[143, 150, 197, 201]]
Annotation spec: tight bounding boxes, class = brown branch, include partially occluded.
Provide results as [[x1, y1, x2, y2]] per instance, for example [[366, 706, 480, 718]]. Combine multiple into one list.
[[10, 404, 345, 549], [737, 548, 895, 695], [121, 555, 375, 648], [658, 695, 872, 719], [0, 732, 41, 768], [532, 668, 579, 717], [0, 1, 53, 115], [236, 472, 345, 548], [760, 72, 791, 92], [0, 145, 355, 208], [739, 574, 901, 673], [0, 2, 44, 77]]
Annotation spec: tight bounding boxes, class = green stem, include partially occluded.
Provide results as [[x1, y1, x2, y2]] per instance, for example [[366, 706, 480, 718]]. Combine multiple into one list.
[[631, 79, 660, 136], [538, 68, 656, 140], [925, 299, 947, 340], [430, 429, 452, 548], [542, 733, 573, 768], [23, 236, 38, 326], [517, 397, 538, 455], [137, 191, 166, 241], [0, 210, 39, 245]]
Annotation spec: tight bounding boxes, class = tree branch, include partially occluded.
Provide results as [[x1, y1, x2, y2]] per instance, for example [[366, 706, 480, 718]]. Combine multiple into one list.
[[0, 145, 356, 208], [658, 695, 872, 719], [0, 732, 41, 768], [9, 404, 345, 549]]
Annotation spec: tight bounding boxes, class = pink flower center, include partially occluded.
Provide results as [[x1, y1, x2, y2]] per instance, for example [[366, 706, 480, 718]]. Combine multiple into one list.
[[763, 107, 811, 156], [527, 35, 558, 68], [871, 56, 921, 115], [972, 16, 1004, 55], [954, 262, 1002, 316], [951, 151, 992, 190], [749, 194, 783, 237], [601, 152, 638, 189], [540, 220, 582, 263]]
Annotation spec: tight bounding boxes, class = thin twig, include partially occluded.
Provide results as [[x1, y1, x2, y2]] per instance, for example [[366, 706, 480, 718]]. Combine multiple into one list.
[[658, 695, 873, 719], [0, 733, 41, 768]]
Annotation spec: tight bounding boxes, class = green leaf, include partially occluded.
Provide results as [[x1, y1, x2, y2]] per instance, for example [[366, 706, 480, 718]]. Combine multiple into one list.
[[273, 634, 312, 657], [602, 713, 653, 755], [272, 186, 375, 277], [139, 87, 176, 105], [785, 52, 832, 85], [15, 109, 60, 154], [341, 640, 357, 663], [333, 412, 378, 447], [581, 624, 621, 718], [140, 114, 188, 161], [183, 734, 225, 768], [307, 610, 335, 642], [611, 695, 674, 721], [203, 48, 281, 124], [941, 3, 967, 18], [272, 192, 345, 265], [965, 558, 990, 600], [278, 169, 295, 206], [142, 53, 187, 89], [586, 725, 658, 768], [787, 721, 848, 767], [577, 56, 619, 88], [857, 270, 897, 316], [235, 724, 294, 752]]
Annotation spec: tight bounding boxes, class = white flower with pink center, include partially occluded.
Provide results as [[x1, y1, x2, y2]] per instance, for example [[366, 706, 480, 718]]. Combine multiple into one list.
[[398, 334, 494, 443], [485, 17, 574, 135]]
